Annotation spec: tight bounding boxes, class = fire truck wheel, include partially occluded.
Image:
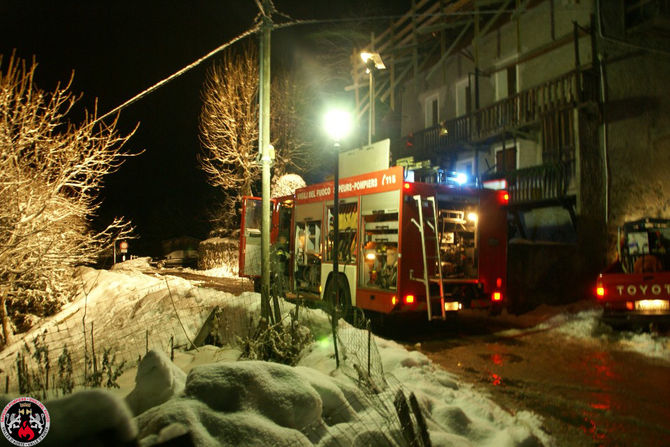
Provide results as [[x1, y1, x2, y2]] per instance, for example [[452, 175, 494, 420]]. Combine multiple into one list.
[[325, 274, 352, 320]]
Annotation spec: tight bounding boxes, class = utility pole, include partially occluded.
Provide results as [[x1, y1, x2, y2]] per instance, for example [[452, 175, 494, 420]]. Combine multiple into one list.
[[259, 0, 273, 321]]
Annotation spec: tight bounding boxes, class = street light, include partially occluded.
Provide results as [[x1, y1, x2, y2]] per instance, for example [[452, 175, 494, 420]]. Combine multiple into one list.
[[323, 108, 352, 368], [360, 51, 385, 145], [322, 109, 352, 306]]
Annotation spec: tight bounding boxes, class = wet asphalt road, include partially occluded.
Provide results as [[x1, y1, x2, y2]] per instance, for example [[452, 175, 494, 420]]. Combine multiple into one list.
[[390, 313, 670, 447]]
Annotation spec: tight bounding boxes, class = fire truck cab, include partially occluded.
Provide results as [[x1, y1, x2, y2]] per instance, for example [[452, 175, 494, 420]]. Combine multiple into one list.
[[239, 165, 508, 321]]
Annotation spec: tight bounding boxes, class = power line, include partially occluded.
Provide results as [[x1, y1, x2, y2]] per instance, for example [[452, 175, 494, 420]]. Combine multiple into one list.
[[94, 24, 261, 125], [93, 5, 513, 124]]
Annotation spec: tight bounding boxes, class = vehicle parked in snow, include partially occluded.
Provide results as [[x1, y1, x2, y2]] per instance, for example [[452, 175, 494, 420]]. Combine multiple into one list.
[[596, 218, 670, 327]]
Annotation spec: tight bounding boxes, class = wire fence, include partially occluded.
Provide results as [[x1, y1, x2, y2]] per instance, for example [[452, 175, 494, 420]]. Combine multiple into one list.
[[337, 319, 386, 393], [0, 272, 432, 446], [0, 276, 260, 397]]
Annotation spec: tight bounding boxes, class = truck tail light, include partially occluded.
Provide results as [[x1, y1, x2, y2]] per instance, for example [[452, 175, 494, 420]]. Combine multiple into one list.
[[596, 285, 605, 299], [498, 191, 509, 205], [404, 294, 415, 304], [403, 182, 411, 190], [492, 291, 502, 302]]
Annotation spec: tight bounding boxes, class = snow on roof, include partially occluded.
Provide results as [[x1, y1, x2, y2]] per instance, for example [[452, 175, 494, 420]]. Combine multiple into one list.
[[200, 236, 237, 245]]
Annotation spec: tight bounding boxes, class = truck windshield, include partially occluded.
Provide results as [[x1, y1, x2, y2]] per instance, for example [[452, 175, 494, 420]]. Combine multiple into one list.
[[621, 223, 670, 273]]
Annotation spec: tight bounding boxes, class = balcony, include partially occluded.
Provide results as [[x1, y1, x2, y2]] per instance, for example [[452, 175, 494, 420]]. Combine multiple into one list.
[[392, 69, 598, 161], [483, 160, 576, 207]]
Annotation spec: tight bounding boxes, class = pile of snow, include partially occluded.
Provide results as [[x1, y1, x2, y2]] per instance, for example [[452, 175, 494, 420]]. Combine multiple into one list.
[[37, 330, 549, 447], [182, 266, 235, 278], [501, 308, 670, 362], [0, 265, 231, 376], [126, 350, 187, 415], [111, 257, 153, 272], [3, 266, 553, 446]]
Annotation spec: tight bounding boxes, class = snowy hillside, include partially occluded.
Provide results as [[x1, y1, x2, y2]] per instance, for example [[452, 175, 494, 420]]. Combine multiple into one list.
[[0, 263, 552, 446]]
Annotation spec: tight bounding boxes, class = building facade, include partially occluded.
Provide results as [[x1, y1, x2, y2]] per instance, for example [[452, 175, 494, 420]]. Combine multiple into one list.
[[349, 0, 670, 308]]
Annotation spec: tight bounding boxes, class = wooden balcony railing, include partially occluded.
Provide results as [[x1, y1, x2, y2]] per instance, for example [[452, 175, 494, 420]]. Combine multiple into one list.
[[483, 160, 576, 205], [393, 69, 598, 160]]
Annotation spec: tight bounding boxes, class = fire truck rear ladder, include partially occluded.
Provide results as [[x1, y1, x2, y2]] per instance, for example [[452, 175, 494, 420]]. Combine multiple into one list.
[[411, 195, 446, 320]]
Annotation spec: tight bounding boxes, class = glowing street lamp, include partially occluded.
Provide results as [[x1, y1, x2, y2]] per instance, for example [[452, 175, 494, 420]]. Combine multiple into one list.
[[322, 109, 352, 302], [323, 109, 353, 143]]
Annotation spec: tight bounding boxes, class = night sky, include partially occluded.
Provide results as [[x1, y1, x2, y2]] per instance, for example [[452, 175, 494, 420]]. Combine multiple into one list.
[[0, 0, 409, 256]]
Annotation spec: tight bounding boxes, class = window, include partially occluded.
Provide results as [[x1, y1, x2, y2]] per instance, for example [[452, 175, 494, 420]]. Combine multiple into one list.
[[294, 220, 322, 294], [455, 79, 471, 117], [624, 0, 670, 30], [494, 65, 518, 101], [425, 93, 439, 128], [495, 146, 517, 173], [455, 158, 474, 178]]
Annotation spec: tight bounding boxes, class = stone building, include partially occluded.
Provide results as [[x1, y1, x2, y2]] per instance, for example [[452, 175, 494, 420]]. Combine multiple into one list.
[[348, 0, 670, 309]]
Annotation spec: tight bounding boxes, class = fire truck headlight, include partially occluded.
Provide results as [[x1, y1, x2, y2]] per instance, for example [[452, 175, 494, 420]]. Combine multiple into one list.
[[467, 212, 478, 223], [366, 252, 376, 261]]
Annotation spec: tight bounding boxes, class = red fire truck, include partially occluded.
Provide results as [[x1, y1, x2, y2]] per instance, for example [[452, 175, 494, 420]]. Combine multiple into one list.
[[595, 218, 670, 326], [239, 166, 509, 320]]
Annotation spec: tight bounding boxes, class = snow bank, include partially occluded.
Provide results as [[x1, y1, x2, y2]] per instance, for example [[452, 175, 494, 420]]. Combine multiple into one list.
[[502, 308, 670, 362], [1, 267, 553, 446], [111, 257, 153, 272], [300, 325, 549, 447], [126, 349, 187, 416]]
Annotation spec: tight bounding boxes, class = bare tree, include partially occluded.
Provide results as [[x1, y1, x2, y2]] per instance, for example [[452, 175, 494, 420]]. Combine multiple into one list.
[[199, 44, 259, 223], [0, 54, 135, 346], [270, 70, 310, 177], [198, 43, 310, 226]]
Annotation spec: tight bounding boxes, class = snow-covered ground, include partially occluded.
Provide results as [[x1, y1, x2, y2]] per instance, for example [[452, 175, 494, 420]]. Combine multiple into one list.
[[497, 307, 670, 362], [547, 309, 670, 361], [1, 262, 552, 447], [9, 260, 668, 446]]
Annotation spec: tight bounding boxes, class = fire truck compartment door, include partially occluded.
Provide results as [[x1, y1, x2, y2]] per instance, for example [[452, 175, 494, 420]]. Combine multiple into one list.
[[240, 197, 262, 277]]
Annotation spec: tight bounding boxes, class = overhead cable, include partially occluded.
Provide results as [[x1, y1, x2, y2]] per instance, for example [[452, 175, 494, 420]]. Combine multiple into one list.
[[94, 24, 261, 125]]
